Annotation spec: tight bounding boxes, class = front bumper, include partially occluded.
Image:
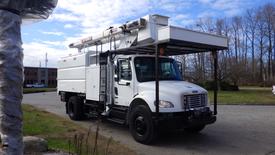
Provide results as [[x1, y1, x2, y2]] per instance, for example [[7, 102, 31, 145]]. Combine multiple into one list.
[[154, 107, 216, 130]]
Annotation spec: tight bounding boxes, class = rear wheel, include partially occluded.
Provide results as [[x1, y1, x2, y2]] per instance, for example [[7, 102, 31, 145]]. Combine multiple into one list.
[[67, 96, 84, 120], [129, 105, 156, 144], [185, 125, 205, 133]]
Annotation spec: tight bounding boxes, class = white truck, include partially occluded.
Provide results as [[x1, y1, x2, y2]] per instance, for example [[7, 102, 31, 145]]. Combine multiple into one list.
[[57, 14, 228, 144]]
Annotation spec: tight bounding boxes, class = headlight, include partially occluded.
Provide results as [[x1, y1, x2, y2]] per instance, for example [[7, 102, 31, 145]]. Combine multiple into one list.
[[155, 100, 174, 108]]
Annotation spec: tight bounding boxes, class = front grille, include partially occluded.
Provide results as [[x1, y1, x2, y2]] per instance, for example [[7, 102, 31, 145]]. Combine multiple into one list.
[[183, 94, 207, 109]]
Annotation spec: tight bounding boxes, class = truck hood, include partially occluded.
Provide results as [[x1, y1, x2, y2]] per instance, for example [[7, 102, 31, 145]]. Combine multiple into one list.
[[138, 81, 207, 96]]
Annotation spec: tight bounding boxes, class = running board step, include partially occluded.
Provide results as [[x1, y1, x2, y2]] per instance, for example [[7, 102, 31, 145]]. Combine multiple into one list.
[[112, 106, 128, 111], [109, 106, 128, 120], [107, 118, 125, 125]]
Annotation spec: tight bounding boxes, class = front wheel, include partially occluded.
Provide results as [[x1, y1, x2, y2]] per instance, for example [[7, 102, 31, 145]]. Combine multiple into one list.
[[129, 105, 156, 144]]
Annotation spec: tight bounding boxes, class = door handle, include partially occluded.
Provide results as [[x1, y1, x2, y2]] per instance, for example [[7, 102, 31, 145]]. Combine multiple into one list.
[[118, 81, 130, 86]]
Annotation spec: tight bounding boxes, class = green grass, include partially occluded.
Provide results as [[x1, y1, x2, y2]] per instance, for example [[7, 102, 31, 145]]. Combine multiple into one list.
[[23, 104, 78, 151], [23, 104, 136, 155], [47, 138, 72, 151], [208, 87, 275, 104], [23, 88, 56, 94]]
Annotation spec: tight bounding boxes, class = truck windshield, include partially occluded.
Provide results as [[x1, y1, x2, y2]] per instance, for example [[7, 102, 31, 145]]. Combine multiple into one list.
[[134, 57, 182, 82]]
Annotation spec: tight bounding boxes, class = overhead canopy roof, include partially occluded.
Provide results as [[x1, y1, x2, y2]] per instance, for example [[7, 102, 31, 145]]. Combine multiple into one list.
[[110, 26, 228, 55]]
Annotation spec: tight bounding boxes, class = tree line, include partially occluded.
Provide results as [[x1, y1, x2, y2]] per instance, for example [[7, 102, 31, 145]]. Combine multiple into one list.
[[179, 3, 275, 87]]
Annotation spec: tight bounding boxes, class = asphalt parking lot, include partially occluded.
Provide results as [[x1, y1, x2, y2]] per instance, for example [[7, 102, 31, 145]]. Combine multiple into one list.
[[23, 92, 275, 155]]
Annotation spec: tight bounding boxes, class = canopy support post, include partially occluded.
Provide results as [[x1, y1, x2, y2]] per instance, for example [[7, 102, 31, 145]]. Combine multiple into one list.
[[212, 50, 218, 115], [155, 44, 159, 118]]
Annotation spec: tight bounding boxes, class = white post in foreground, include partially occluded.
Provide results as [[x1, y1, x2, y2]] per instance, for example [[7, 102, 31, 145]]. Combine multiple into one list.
[[0, 10, 24, 154]]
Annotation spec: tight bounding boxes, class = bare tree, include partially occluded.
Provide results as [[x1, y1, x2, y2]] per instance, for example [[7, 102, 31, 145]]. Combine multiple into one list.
[[256, 9, 266, 83], [262, 3, 275, 80], [245, 9, 258, 78], [215, 18, 232, 82], [183, 3, 275, 87], [195, 17, 217, 82], [232, 16, 242, 63]]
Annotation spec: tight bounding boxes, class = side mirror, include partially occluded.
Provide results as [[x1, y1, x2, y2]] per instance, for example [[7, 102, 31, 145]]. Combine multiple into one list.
[[176, 61, 183, 75], [114, 63, 119, 82], [114, 74, 119, 82]]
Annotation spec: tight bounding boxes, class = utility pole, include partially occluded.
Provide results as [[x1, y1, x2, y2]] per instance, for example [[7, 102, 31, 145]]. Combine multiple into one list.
[[38, 61, 42, 84], [45, 53, 48, 87], [45, 52, 48, 68]]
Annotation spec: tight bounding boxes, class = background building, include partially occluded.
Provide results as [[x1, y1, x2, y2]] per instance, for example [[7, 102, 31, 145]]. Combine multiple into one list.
[[24, 67, 57, 88]]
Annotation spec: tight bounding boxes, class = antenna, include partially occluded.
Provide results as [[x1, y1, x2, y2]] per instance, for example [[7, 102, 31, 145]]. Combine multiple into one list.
[[45, 52, 48, 68]]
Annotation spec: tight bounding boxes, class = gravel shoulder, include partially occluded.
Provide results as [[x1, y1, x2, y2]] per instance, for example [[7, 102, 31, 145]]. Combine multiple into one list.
[[23, 92, 275, 155]]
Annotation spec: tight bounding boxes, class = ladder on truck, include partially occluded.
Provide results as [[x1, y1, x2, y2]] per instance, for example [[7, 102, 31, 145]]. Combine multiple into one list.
[[99, 52, 108, 105]]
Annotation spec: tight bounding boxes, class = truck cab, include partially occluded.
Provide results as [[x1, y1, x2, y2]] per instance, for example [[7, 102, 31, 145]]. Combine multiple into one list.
[[115, 55, 208, 112], [112, 55, 215, 143]]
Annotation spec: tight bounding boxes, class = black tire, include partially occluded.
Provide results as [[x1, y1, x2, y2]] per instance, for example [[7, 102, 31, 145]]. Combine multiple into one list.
[[185, 125, 205, 133], [67, 96, 84, 120], [129, 105, 156, 144]]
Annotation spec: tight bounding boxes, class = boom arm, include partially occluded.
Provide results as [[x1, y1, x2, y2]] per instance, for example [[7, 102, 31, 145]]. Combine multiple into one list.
[[69, 18, 146, 50]]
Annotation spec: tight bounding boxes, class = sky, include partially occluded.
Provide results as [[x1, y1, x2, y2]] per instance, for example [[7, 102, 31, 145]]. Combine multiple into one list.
[[21, 0, 274, 67]]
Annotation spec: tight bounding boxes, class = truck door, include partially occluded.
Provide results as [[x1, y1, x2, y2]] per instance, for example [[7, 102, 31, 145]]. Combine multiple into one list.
[[114, 58, 133, 106]]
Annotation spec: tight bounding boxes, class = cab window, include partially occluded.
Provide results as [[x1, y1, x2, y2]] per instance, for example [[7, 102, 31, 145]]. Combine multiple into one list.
[[119, 60, 132, 81]]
